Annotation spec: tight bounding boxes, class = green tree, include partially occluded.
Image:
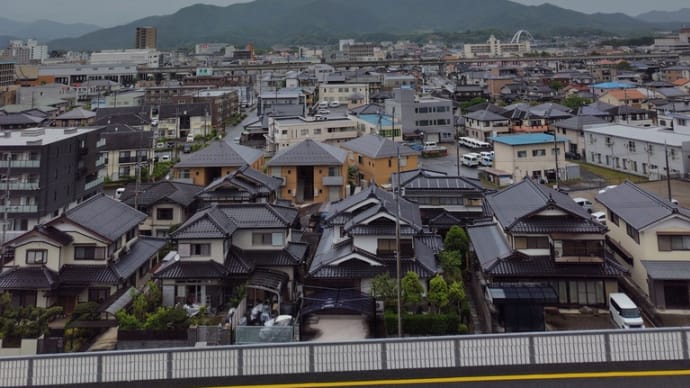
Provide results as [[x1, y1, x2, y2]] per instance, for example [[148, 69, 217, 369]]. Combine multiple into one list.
[[371, 273, 397, 310], [615, 60, 632, 71], [459, 97, 488, 112], [401, 271, 424, 308], [549, 80, 564, 92], [438, 250, 462, 282], [448, 281, 467, 315], [444, 226, 469, 257], [561, 95, 592, 111], [428, 275, 449, 313]]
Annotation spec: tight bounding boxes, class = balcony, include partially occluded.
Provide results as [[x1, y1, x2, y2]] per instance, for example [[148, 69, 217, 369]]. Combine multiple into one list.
[[96, 138, 107, 148], [118, 156, 148, 164], [0, 160, 40, 168], [96, 155, 106, 167], [84, 177, 104, 191], [2, 205, 38, 213], [4, 182, 40, 190]]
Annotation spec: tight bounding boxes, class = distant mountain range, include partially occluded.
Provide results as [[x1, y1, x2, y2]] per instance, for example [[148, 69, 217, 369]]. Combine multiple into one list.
[[0, 17, 100, 43], [47, 0, 664, 50], [636, 8, 690, 24]]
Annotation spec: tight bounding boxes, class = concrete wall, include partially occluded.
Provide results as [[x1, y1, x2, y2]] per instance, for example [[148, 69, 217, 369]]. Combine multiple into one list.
[[0, 338, 39, 356]]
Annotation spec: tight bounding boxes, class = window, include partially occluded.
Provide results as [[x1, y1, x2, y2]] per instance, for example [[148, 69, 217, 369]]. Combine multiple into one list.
[[628, 141, 636, 152], [514, 236, 550, 249], [562, 240, 603, 257], [156, 208, 174, 220], [26, 249, 47, 264], [608, 210, 620, 226], [190, 243, 211, 256], [314, 128, 321, 135], [517, 150, 527, 158], [532, 149, 546, 157], [626, 223, 640, 244], [126, 228, 137, 241], [252, 232, 283, 246], [658, 234, 690, 251], [300, 129, 309, 136], [74, 245, 106, 260], [377, 238, 414, 257], [181, 169, 190, 179], [328, 167, 340, 176]]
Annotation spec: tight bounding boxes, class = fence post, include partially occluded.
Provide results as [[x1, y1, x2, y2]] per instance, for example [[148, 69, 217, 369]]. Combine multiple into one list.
[[528, 335, 536, 364], [308, 345, 315, 373], [454, 339, 461, 367], [26, 358, 34, 387], [604, 332, 612, 362], [166, 351, 173, 380], [97, 354, 103, 383], [381, 343, 388, 370], [237, 348, 244, 376], [682, 331, 689, 361]]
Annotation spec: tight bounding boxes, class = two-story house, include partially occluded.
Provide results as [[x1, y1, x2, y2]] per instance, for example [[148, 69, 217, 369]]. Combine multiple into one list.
[[468, 178, 624, 312], [492, 133, 569, 183], [392, 169, 491, 233], [196, 164, 283, 206], [340, 134, 420, 187], [155, 203, 305, 310], [172, 140, 264, 186], [596, 182, 690, 312], [464, 109, 511, 141], [267, 139, 348, 204], [307, 185, 442, 294], [0, 194, 165, 312], [119, 181, 202, 237]]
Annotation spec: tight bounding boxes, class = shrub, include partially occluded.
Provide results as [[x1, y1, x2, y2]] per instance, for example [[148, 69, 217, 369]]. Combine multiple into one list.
[[384, 312, 459, 336]]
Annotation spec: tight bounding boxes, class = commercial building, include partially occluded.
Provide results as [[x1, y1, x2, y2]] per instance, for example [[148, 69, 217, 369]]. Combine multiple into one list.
[[0, 60, 15, 87], [384, 88, 454, 142], [0, 126, 106, 243], [38, 63, 138, 86], [583, 124, 690, 179], [90, 49, 160, 68], [492, 133, 569, 182], [464, 35, 531, 58], [135, 27, 157, 49]]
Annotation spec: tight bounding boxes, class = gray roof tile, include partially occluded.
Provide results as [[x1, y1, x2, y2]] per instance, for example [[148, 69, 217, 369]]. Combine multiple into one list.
[[174, 141, 263, 168], [341, 134, 419, 159], [63, 194, 146, 242], [121, 181, 202, 208], [0, 267, 59, 290], [268, 139, 347, 167], [596, 181, 690, 230]]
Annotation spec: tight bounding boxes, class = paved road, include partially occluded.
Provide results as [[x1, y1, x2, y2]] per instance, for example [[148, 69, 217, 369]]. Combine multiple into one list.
[[419, 142, 481, 178]]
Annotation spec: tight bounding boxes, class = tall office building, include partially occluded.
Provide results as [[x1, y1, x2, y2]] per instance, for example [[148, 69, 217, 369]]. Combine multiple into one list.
[[135, 27, 157, 49]]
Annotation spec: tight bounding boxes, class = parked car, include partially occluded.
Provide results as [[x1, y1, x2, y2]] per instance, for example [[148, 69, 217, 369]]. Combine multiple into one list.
[[609, 293, 644, 329], [572, 197, 593, 213], [565, 151, 581, 160], [591, 211, 606, 225], [183, 143, 192, 153], [186, 134, 195, 143], [161, 154, 171, 162], [328, 101, 341, 108]]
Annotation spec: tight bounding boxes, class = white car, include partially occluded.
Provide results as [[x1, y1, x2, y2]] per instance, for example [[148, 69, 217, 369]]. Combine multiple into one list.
[[328, 101, 341, 108], [591, 211, 607, 225], [161, 154, 171, 162]]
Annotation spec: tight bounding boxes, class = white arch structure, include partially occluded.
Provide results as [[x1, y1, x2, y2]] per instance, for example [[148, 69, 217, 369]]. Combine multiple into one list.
[[511, 30, 534, 44]]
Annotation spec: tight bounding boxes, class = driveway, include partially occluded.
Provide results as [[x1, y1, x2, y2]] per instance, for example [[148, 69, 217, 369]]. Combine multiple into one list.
[[302, 314, 369, 342]]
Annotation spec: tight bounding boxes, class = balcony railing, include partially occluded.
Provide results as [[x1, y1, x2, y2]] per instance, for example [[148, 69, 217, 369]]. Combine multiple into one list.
[[2, 204, 38, 213], [96, 156, 106, 167], [84, 177, 104, 191], [0, 160, 40, 168], [96, 138, 107, 148], [4, 182, 40, 190]]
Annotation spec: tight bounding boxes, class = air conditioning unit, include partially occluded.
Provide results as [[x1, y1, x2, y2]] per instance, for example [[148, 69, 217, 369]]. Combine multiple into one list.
[[374, 300, 385, 313]]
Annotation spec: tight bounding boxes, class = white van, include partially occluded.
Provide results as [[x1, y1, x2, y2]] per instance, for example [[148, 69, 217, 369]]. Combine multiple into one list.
[[479, 156, 493, 167], [115, 187, 126, 200], [461, 153, 479, 167], [479, 151, 494, 161], [318, 101, 329, 109], [609, 293, 644, 329], [572, 197, 593, 213]]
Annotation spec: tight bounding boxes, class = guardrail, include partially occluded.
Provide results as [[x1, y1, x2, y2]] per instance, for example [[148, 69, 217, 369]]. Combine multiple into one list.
[[0, 328, 687, 387]]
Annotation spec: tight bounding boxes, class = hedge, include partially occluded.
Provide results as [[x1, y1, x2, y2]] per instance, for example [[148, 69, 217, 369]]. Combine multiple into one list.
[[384, 312, 460, 336]]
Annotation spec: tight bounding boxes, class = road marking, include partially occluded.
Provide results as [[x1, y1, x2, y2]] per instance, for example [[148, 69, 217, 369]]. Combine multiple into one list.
[[209, 369, 690, 387]]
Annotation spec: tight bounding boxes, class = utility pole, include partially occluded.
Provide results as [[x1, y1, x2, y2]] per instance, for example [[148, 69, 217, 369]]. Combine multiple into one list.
[[394, 142, 402, 338], [456, 108, 461, 176], [2, 153, 10, 251], [391, 107, 396, 141], [665, 140, 672, 202]]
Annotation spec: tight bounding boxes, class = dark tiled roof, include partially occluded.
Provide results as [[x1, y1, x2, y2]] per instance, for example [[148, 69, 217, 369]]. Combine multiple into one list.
[[596, 181, 690, 230], [428, 212, 462, 227], [59, 265, 120, 285], [267, 139, 347, 167], [467, 223, 513, 271], [0, 113, 46, 126], [63, 194, 147, 242], [170, 205, 237, 239], [199, 164, 281, 198], [121, 181, 202, 208], [487, 178, 593, 232], [487, 255, 626, 278], [175, 141, 263, 168], [465, 109, 508, 121], [9, 225, 74, 247], [100, 125, 153, 151], [325, 185, 422, 229], [341, 134, 419, 159], [642, 260, 690, 280], [393, 171, 485, 192], [96, 103, 210, 121], [154, 260, 228, 280], [554, 115, 608, 131], [229, 245, 305, 267], [112, 237, 166, 279], [0, 267, 59, 290], [220, 204, 298, 229], [509, 216, 605, 234]]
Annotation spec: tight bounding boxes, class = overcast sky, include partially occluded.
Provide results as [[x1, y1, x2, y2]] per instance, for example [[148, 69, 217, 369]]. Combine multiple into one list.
[[1, 0, 688, 27]]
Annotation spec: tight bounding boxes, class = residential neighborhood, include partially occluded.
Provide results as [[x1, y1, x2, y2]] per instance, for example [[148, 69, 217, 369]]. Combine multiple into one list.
[[2, 3, 690, 384]]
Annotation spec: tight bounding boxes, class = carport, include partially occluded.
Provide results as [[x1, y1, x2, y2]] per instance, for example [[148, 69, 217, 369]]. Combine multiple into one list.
[[301, 288, 375, 317], [488, 284, 558, 332]]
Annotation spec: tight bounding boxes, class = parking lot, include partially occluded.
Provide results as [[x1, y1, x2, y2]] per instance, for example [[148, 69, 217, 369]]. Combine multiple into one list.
[[567, 179, 690, 213]]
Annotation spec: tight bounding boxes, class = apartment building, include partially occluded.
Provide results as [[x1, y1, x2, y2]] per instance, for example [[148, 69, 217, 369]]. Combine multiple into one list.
[[0, 60, 15, 87], [257, 88, 306, 117], [267, 116, 359, 152], [0, 126, 106, 242], [135, 27, 157, 49], [385, 87, 454, 142], [317, 83, 369, 108]]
